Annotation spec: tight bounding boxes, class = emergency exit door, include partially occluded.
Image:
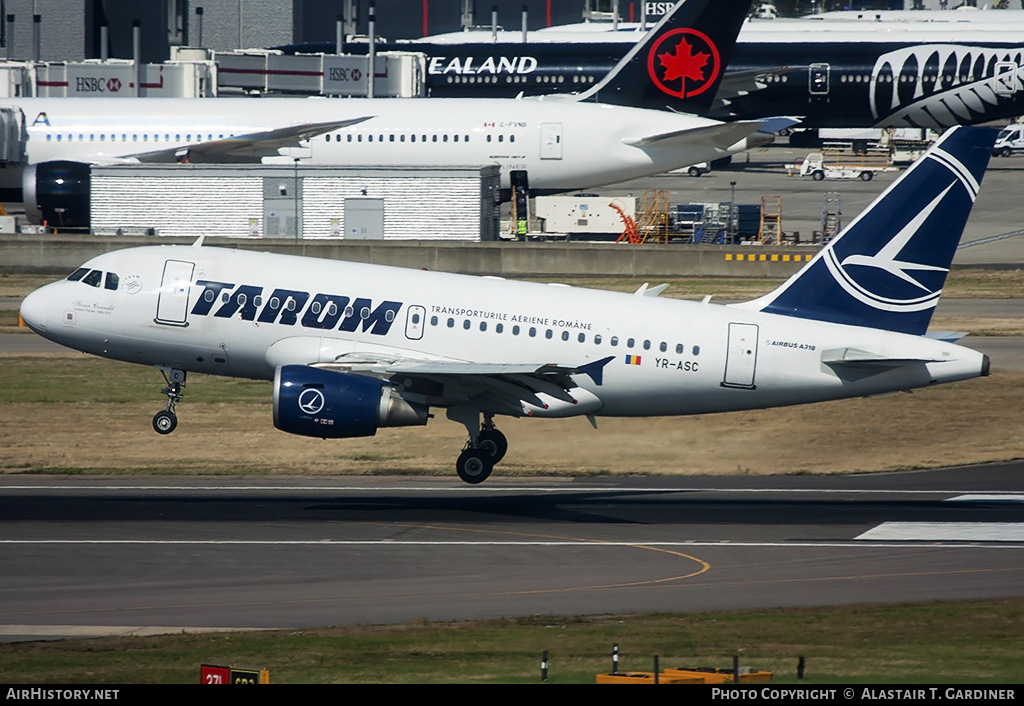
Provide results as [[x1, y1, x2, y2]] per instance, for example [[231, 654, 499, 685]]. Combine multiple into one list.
[[722, 323, 758, 389], [809, 63, 830, 96], [540, 123, 563, 159]]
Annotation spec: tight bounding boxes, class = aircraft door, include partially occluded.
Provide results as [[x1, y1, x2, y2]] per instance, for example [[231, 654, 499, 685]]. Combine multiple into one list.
[[722, 323, 758, 389], [540, 123, 563, 160], [405, 305, 426, 340], [995, 61, 1019, 98], [809, 63, 830, 96], [155, 259, 195, 327]]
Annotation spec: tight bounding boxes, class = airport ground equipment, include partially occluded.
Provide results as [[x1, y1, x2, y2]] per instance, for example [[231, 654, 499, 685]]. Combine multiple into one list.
[[795, 150, 897, 182], [994, 124, 1024, 157]]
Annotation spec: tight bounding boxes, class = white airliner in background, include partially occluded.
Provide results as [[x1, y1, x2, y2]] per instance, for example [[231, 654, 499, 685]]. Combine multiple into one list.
[[5, 0, 771, 227], [19, 126, 998, 483]]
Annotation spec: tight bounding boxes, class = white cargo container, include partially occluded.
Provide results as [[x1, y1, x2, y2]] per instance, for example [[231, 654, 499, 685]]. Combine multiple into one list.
[[534, 195, 637, 235]]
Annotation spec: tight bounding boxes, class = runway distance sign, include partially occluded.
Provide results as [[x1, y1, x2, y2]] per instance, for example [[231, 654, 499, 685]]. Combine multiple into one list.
[[201, 664, 269, 684]]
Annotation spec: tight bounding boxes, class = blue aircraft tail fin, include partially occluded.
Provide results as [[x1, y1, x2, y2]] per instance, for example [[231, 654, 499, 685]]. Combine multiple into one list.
[[738, 126, 999, 336], [578, 0, 751, 115]]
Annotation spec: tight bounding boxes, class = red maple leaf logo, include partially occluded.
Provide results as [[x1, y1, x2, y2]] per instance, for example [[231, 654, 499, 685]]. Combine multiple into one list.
[[658, 38, 710, 86]]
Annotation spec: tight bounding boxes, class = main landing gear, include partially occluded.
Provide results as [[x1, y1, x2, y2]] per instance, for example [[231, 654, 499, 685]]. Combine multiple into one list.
[[152, 369, 186, 435], [452, 411, 508, 484]]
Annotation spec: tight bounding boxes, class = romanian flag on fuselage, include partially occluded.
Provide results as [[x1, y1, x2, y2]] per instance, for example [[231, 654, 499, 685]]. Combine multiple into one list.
[[624, 355, 642, 366]]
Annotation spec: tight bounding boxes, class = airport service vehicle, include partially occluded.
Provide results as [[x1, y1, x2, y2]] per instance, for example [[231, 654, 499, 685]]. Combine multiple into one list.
[[6, 0, 767, 228], [19, 127, 998, 484], [993, 124, 1024, 156], [797, 151, 898, 181]]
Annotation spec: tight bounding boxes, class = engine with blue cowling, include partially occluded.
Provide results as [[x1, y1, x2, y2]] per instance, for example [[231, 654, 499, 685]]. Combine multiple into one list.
[[273, 365, 428, 439]]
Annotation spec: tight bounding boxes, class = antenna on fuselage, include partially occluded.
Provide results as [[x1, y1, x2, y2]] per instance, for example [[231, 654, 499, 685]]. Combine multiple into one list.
[[192, 235, 205, 248]]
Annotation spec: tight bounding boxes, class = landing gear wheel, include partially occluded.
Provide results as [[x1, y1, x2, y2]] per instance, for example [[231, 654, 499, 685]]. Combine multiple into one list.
[[153, 410, 178, 435], [456, 448, 494, 485], [477, 428, 508, 464]]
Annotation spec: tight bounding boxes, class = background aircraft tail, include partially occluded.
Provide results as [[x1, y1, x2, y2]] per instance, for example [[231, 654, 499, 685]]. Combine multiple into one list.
[[577, 0, 751, 114], [734, 126, 999, 336]]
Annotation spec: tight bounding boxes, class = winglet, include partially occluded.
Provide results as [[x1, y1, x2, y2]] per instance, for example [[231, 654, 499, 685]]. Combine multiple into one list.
[[733, 126, 999, 336], [576, 356, 615, 386]]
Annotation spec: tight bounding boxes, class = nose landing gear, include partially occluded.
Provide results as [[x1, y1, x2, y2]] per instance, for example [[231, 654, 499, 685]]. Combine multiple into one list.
[[152, 368, 186, 435]]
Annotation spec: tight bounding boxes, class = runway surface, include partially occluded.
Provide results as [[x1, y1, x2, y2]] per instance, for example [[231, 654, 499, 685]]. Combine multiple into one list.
[[2, 467, 1023, 641]]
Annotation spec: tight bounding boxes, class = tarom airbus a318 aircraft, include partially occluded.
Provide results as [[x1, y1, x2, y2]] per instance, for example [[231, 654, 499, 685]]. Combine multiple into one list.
[[19, 126, 999, 483]]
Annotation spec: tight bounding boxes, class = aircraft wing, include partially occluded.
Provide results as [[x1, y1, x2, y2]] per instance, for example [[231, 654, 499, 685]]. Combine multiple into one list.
[[623, 120, 764, 151], [125, 116, 374, 163], [307, 350, 614, 416]]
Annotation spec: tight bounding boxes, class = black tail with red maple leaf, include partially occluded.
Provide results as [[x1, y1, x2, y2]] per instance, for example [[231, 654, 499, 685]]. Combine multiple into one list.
[[578, 0, 751, 114]]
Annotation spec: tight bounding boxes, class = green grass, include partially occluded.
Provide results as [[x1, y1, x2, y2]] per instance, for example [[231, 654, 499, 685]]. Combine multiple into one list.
[[0, 355, 268, 405], [2, 600, 1023, 683]]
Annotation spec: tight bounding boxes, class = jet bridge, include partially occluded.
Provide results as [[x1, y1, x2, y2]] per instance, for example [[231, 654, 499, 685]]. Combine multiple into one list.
[[0, 106, 26, 165]]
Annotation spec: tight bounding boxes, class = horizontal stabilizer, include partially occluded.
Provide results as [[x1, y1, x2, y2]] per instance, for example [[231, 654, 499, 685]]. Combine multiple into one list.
[[925, 331, 968, 343], [821, 347, 942, 368]]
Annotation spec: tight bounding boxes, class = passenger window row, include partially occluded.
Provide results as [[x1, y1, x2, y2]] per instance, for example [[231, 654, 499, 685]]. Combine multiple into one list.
[[46, 133, 227, 143], [428, 314, 699, 356], [327, 132, 517, 143]]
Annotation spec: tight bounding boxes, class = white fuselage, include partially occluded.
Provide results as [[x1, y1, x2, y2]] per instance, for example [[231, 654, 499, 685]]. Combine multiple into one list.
[[5, 96, 741, 191], [20, 245, 987, 419]]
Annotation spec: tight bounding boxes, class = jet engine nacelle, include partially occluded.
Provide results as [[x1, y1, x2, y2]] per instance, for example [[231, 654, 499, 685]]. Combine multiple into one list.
[[23, 161, 91, 227], [273, 365, 428, 439]]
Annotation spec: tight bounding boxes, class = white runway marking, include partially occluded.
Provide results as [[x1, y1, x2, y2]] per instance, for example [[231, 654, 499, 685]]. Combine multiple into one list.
[[856, 522, 1024, 542], [944, 495, 1024, 503]]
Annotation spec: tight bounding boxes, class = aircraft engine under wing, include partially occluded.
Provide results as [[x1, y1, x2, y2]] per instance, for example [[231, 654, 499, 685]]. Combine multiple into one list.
[[125, 116, 374, 163]]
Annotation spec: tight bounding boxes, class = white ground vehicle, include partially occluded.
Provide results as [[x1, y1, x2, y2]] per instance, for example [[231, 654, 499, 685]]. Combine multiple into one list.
[[993, 125, 1024, 157], [797, 151, 897, 181]]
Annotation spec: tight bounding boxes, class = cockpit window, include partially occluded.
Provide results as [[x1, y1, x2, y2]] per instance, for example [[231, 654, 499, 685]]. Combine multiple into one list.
[[82, 270, 102, 287], [67, 267, 89, 282], [104, 272, 119, 291]]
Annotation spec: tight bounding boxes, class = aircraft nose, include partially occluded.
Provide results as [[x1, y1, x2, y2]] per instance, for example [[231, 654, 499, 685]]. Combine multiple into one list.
[[19, 287, 49, 335]]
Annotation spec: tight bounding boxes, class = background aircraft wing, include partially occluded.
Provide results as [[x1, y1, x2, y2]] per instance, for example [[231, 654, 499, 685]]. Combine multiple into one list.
[[125, 116, 374, 163], [623, 120, 763, 151], [709, 67, 804, 116]]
